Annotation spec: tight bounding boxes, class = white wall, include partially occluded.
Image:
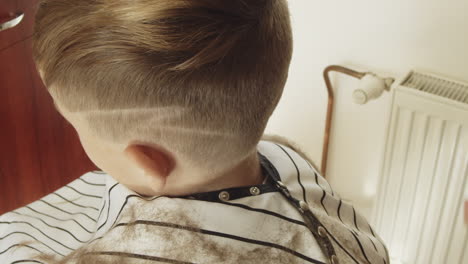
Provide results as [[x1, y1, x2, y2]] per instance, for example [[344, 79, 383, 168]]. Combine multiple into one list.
[[265, 0, 468, 218]]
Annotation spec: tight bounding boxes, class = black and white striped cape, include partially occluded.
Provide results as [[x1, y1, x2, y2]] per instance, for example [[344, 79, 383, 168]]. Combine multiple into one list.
[[0, 140, 389, 264]]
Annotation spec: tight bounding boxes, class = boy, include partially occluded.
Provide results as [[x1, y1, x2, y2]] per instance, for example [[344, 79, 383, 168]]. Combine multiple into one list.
[[0, 0, 389, 263]]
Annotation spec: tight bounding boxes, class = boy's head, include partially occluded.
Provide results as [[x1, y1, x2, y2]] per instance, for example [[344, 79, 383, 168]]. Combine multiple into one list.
[[33, 0, 293, 195]]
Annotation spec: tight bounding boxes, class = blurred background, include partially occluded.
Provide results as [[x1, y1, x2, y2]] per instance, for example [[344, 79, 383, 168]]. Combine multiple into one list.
[[266, 0, 468, 219], [0, 0, 98, 215]]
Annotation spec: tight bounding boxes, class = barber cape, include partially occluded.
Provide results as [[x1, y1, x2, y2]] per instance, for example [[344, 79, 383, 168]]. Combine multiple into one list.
[[0, 141, 389, 264]]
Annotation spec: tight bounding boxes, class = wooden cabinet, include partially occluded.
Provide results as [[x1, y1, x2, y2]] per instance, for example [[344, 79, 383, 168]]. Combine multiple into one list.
[[0, 0, 97, 214]]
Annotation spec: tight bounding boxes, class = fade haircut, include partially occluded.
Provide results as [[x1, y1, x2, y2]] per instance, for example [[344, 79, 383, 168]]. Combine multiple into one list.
[[33, 0, 293, 174]]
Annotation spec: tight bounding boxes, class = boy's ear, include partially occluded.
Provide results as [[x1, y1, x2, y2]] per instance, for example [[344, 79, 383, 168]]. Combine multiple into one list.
[[123, 144, 174, 190]]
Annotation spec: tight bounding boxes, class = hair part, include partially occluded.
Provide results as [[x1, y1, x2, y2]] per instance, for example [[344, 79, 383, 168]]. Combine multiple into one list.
[[33, 0, 293, 173]]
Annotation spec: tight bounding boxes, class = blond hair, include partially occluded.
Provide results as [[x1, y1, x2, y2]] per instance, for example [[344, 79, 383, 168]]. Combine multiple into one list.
[[33, 0, 293, 173]]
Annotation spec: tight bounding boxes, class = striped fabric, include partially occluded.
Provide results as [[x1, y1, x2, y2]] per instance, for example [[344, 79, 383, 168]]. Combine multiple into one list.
[[0, 141, 389, 264]]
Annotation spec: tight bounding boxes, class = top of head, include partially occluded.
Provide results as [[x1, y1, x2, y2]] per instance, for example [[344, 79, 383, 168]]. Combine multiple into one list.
[[33, 0, 293, 173]]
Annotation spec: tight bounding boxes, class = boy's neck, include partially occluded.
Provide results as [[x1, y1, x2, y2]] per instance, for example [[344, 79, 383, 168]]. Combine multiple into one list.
[[204, 152, 265, 191], [166, 152, 265, 196]]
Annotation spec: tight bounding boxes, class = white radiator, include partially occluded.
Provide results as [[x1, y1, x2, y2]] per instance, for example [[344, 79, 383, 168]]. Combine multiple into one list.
[[371, 71, 468, 264]]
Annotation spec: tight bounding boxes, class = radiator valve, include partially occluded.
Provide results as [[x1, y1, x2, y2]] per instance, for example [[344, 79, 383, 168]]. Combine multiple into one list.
[[353, 73, 394, 104]]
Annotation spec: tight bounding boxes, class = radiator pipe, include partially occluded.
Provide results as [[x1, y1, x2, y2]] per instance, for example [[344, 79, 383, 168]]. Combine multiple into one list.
[[321, 65, 367, 178]]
